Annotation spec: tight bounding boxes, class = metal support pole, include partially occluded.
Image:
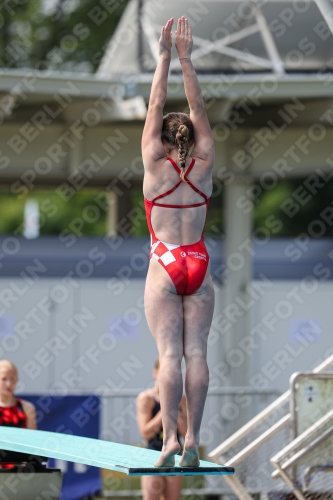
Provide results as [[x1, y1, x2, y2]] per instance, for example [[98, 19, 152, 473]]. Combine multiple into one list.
[[224, 174, 253, 431], [277, 466, 307, 500], [314, 0, 333, 34], [223, 474, 255, 500], [255, 5, 285, 74], [107, 190, 118, 236], [218, 455, 255, 500], [68, 125, 83, 173]]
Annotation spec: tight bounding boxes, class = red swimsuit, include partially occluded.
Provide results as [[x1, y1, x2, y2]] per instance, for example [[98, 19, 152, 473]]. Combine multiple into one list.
[[0, 399, 27, 468], [0, 398, 27, 428], [144, 157, 210, 295]]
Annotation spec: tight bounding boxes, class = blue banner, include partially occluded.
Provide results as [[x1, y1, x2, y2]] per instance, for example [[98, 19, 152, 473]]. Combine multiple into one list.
[[21, 395, 101, 500]]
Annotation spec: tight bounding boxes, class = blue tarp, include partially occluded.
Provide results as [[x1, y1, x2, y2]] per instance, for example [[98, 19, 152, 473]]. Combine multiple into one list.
[[21, 394, 101, 500]]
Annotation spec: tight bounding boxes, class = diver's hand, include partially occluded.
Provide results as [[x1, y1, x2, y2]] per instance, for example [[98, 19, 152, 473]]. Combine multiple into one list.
[[159, 18, 174, 57], [175, 16, 193, 59]]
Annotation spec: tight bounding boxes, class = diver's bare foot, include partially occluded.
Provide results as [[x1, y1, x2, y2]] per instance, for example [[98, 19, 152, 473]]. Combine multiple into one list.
[[154, 442, 180, 467], [179, 439, 200, 467]]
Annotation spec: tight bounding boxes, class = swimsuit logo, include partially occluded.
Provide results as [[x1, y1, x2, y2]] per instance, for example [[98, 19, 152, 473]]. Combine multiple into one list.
[[188, 251, 207, 260], [180, 251, 186, 257]]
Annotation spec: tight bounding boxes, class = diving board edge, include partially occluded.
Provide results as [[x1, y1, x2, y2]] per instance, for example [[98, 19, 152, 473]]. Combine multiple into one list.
[[0, 428, 235, 476], [115, 465, 235, 476]]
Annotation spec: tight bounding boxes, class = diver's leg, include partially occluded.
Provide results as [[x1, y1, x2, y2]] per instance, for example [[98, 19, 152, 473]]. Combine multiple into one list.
[[180, 268, 215, 466], [144, 259, 184, 466]]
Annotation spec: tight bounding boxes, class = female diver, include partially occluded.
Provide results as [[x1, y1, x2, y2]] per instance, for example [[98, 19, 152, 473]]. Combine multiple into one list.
[[142, 16, 215, 467]]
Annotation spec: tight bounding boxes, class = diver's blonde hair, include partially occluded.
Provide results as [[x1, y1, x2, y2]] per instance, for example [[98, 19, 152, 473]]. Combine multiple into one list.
[[0, 360, 18, 378]]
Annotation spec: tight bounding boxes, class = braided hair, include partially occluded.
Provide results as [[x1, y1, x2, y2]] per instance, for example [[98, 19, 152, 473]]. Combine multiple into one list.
[[162, 112, 194, 182]]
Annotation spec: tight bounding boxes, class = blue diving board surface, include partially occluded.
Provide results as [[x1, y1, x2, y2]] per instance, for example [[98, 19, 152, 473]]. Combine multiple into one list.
[[0, 427, 234, 476]]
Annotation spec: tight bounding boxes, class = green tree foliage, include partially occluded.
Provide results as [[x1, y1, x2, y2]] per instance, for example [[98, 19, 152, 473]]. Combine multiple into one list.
[[0, 178, 332, 237], [254, 177, 333, 237], [1, 1, 332, 239], [0, 189, 107, 235], [0, 0, 129, 71]]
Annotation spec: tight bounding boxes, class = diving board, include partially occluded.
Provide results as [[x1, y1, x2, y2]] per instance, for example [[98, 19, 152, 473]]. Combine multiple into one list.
[[0, 427, 234, 476]]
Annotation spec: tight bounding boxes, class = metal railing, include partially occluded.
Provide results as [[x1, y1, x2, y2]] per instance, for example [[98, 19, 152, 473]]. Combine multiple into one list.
[[270, 396, 333, 499], [208, 354, 333, 500]]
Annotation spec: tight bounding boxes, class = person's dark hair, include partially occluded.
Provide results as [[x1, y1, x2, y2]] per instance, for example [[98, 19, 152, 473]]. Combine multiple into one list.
[[162, 112, 194, 182]]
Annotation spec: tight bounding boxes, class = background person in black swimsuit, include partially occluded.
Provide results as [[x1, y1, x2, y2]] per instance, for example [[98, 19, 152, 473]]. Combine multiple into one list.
[[137, 359, 187, 500]]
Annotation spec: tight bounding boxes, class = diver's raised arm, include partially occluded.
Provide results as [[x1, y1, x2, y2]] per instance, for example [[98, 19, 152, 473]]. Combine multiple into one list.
[[142, 18, 174, 165], [176, 17, 214, 165]]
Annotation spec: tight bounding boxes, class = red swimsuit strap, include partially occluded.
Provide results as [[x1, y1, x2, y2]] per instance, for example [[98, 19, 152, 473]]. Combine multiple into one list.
[[151, 158, 208, 208], [152, 179, 183, 204]]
